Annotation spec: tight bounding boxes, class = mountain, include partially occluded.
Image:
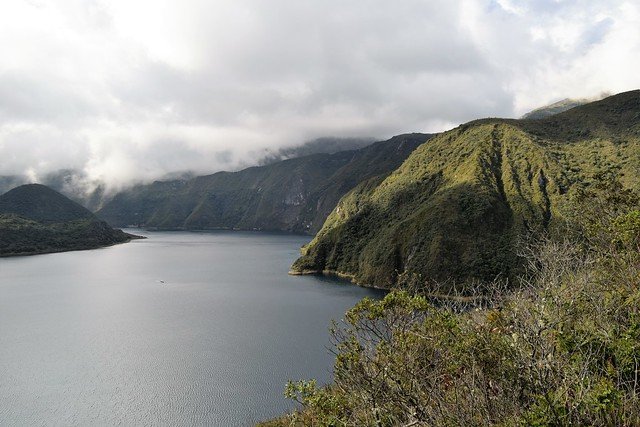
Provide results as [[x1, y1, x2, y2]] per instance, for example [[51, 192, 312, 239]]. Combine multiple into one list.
[[97, 133, 432, 233], [0, 175, 27, 197], [521, 98, 588, 119], [0, 184, 136, 256], [0, 169, 109, 211], [257, 137, 376, 165], [521, 93, 610, 119], [291, 90, 640, 289], [37, 169, 109, 212]]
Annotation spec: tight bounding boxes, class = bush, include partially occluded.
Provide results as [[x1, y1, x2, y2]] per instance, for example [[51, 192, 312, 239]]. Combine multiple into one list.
[[268, 180, 640, 426]]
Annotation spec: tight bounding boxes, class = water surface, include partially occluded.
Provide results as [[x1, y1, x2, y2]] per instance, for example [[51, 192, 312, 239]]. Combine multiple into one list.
[[0, 230, 383, 426]]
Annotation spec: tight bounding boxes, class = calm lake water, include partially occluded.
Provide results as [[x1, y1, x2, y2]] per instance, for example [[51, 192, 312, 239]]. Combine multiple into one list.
[[0, 230, 384, 426]]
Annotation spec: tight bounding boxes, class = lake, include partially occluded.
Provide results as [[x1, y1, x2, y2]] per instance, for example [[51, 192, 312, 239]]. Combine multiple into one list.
[[0, 230, 384, 426]]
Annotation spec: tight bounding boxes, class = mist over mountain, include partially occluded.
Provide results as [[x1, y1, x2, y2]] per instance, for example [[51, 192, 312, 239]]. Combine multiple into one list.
[[0, 170, 108, 211], [521, 93, 610, 120], [256, 137, 376, 165], [0, 176, 26, 197], [2, 1, 640, 425], [2, 1, 638, 192], [97, 133, 431, 233], [0, 138, 375, 210], [291, 90, 640, 288]]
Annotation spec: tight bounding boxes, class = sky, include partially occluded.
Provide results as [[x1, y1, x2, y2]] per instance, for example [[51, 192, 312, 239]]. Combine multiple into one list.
[[0, 0, 639, 189]]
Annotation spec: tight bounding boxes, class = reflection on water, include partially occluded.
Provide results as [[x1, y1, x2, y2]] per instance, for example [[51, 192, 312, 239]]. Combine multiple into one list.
[[0, 230, 384, 426]]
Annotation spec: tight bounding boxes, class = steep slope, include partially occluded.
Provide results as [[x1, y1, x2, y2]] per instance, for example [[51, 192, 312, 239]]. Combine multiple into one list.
[[97, 134, 431, 233], [0, 184, 135, 256], [291, 90, 640, 288]]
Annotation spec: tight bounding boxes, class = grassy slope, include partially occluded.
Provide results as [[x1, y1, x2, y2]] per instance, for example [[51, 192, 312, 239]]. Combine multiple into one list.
[[97, 134, 430, 233], [291, 90, 640, 288], [0, 184, 134, 256]]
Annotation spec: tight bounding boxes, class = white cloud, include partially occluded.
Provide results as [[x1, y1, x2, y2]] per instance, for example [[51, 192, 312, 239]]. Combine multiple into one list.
[[0, 0, 638, 190]]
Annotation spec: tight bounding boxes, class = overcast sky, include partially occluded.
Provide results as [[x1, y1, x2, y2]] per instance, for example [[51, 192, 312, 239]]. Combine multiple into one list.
[[1, 0, 638, 188]]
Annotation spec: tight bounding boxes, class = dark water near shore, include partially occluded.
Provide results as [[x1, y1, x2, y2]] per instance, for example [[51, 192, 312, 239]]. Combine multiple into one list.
[[0, 230, 383, 426]]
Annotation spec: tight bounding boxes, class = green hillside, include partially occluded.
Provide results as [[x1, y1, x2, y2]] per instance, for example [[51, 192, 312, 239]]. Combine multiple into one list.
[[268, 192, 640, 425], [97, 134, 430, 233], [0, 184, 135, 256], [291, 90, 640, 288]]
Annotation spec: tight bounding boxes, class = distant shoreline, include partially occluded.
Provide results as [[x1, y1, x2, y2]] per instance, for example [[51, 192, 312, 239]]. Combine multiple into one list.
[[289, 268, 390, 290], [0, 232, 144, 258]]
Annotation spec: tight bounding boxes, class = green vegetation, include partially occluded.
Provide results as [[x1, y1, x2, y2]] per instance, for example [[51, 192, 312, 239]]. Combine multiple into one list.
[[291, 90, 640, 289], [97, 134, 430, 233], [0, 184, 134, 256], [265, 179, 640, 426]]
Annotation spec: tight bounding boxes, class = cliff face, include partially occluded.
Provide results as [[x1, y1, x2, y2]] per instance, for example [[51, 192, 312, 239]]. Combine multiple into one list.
[[97, 134, 431, 233], [291, 91, 640, 289]]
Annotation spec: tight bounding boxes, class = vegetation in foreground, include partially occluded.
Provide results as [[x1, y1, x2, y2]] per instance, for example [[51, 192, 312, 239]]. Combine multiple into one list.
[[264, 181, 640, 426]]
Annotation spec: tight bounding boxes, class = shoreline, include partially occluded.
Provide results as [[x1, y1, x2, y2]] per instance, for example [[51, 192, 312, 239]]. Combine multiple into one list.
[[123, 225, 315, 236], [0, 232, 145, 258], [288, 268, 390, 291]]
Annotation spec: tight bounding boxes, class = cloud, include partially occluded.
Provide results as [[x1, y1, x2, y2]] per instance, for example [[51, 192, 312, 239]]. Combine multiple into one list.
[[0, 0, 638, 190]]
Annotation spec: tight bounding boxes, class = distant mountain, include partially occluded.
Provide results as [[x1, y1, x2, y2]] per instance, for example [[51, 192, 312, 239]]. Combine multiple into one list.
[[0, 169, 109, 211], [291, 90, 640, 289], [0, 139, 375, 210], [0, 184, 136, 256], [521, 93, 610, 119], [97, 133, 432, 233], [257, 137, 376, 165], [39, 169, 109, 212], [0, 183, 95, 223]]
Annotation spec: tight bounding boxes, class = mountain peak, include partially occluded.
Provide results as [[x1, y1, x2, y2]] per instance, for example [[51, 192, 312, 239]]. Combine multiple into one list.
[[0, 183, 95, 223]]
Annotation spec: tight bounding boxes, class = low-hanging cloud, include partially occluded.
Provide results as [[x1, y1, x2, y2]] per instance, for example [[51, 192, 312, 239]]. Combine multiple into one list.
[[0, 0, 639, 190]]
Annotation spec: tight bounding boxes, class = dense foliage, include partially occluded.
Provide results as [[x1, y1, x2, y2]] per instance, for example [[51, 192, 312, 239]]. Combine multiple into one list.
[[0, 184, 133, 256], [292, 90, 640, 289], [97, 134, 430, 233], [266, 180, 640, 426]]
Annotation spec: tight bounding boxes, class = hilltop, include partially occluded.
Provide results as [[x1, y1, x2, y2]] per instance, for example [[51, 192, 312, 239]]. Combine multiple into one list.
[[0, 184, 136, 256], [291, 90, 640, 289]]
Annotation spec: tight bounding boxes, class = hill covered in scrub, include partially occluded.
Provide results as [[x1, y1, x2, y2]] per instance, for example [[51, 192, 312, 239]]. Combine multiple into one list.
[[291, 90, 640, 288], [97, 134, 431, 233], [0, 184, 135, 256], [267, 182, 640, 425]]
